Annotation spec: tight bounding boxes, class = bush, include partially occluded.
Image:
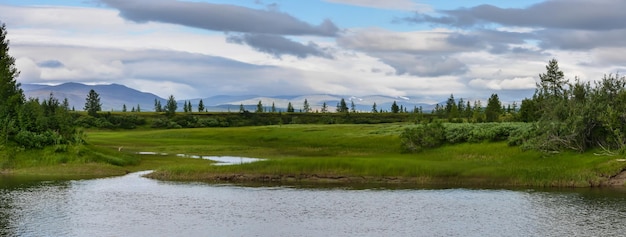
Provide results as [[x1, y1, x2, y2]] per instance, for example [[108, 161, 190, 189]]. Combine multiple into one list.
[[400, 122, 446, 153]]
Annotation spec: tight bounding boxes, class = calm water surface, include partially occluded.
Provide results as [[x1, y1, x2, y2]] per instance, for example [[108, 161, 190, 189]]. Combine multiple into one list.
[[1, 171, 625, 236]]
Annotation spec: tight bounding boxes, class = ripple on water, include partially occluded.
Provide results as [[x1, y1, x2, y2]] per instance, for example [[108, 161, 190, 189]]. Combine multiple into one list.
[[1, 173, 626, 236]]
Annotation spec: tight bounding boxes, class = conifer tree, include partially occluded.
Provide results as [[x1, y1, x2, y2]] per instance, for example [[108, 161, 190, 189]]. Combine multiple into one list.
[[84, 89, 102, 117], [0, 23, 24, 143], [256, 100, 263, 113], [198, 99, 205, 112], [287, 102, 295, 112], [303, 99, 311, 113], [165, 95, 177, 117]]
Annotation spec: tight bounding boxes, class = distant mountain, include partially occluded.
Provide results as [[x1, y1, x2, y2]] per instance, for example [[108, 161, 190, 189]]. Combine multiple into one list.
[[21, 82, 523, 112], [23, 82, 165, 112]]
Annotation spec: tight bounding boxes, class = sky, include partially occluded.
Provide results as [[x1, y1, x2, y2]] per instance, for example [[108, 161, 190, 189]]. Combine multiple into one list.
[[2, 0, 626, 103]]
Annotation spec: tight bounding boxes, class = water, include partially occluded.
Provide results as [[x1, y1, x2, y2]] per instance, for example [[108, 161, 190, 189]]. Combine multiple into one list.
[[1, 172, 625, 236], [137, 152, 265, 165]]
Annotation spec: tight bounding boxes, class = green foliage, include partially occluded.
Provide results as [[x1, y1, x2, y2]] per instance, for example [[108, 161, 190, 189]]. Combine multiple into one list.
[[287, 102, 295, 112], [400, 122, 445, 153], [485, 93, 502, 122], [401, 122, 531, 153], [256, 100, 263, 113], [390, 101, 399, 113], [336, 98, 348, 113], [524, 60, 626, 153], [154, 98, 163, 112], [165, 95, 177, 117], [0, 23, 24, 145], [84, 89, 102, 117], [198, 99, 205, 112]]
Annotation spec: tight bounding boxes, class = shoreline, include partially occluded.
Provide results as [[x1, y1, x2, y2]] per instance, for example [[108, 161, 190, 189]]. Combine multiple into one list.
[[144, 170, 626, 188]]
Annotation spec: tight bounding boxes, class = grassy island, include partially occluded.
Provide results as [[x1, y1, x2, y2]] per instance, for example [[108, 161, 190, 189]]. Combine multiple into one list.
[[7, 123, 622, 188]]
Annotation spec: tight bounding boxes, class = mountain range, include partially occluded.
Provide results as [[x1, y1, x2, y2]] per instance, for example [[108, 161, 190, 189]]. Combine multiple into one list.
[[21, 82, 519, 112]]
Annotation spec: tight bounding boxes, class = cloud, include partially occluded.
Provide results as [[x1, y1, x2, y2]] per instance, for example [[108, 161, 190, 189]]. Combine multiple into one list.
[[338, 28, 465, 53], [538, 29, 626, 50], [402, 0, 626, 31], [99, 0, 339, 36], [337, 28, 468, 76], [226, 34, 332, 59], [377, 54, 467, 77], [323, 0, 430, 11], [469, 77, 536, 90], [37, 60, 64, 68]]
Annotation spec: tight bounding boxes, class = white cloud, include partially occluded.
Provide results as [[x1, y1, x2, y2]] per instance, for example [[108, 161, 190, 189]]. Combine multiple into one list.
[[469, 77, 536, 90]]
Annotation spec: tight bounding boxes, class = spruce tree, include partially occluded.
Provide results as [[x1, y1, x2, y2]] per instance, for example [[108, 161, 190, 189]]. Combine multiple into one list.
[[303, 99, 311, 113], [198, 99, 205, 112], [84, 89, 102, 117], [0, 23, 24, 143], [256, 100, 263, 113], [391, 101, 399, 113], [287, 102, 294, 112], [485, 94, 502, 122], [165, 95, 177, 116]]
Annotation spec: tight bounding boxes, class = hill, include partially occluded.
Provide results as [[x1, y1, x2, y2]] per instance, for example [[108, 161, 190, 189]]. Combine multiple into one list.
[[22, 82, 520, 112]]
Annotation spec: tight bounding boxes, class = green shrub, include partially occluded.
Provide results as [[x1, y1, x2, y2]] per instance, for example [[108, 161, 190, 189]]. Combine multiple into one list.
[[400, 122, 445, 153]]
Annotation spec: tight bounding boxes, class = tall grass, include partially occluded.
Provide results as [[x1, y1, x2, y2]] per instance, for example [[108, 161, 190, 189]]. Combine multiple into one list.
[[6, 123, 624, 187], [84, 124, 626, 187]]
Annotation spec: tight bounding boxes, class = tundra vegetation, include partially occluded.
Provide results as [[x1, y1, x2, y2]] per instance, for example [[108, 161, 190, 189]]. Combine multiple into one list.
[[0, 22, 625, 187]]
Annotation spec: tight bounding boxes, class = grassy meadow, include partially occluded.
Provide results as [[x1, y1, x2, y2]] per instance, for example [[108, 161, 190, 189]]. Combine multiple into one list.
[[78, 124, 626, 187]]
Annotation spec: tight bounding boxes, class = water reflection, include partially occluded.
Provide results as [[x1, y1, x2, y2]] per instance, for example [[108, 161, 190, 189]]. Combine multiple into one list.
[[137, 152, 264, 165], [1, 172, 625, 236]]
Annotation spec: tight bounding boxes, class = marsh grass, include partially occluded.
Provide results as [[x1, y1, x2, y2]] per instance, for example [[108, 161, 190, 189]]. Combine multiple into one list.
[[6, 124, 625, 187]]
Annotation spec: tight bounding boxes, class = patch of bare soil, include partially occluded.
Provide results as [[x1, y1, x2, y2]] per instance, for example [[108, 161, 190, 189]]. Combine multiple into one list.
[[606, 169, 626, 186]]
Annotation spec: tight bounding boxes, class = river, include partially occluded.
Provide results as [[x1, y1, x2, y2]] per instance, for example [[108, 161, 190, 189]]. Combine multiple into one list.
[[1, 171, 625, 236]]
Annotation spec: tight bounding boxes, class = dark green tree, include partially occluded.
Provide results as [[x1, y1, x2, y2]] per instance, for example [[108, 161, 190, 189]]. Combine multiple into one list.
[[538, 59, 566, 98], [198, 99, 205, 112], [287, 102, 295, 112], [84, 89, 102, 117], [371, 102, 377, 113], [136, 104, 141, 112], [154, 98, 162, 112], [122, 104, 127, 112], [391, 101, 399, 113], [165, 95, 177, 117], [321, 102, 328, 113], [445, 94, 458, 120], [303, 99, 311, 113], [271, 102, 276, 113], [350, 100, 356, 113], [336, 98, 348, 113], [0, 23, 24, 144], [485, 94, 502, 122], [256, 100, 263, 113]]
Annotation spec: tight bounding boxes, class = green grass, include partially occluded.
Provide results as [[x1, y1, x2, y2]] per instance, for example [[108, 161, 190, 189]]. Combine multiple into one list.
[[3, 124, 625, 187], [87, 124, 626, 187]]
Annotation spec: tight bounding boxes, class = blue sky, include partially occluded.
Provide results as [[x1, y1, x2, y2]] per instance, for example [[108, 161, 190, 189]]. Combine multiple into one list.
[[2, 0, 625, 103]]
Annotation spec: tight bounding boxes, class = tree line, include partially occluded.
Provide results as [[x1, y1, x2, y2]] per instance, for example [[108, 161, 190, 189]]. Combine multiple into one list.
[[401, 59, 626, 155]]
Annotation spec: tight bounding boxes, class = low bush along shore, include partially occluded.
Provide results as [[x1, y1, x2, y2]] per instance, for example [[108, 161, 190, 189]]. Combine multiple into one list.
[[3, 123, 625, 187]]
